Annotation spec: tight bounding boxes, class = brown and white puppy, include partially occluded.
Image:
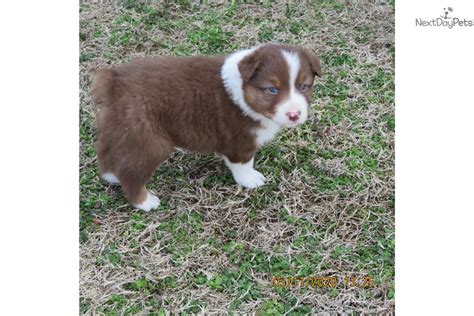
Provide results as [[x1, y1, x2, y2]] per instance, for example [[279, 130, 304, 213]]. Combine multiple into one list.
[[91, 44, 321, 211]]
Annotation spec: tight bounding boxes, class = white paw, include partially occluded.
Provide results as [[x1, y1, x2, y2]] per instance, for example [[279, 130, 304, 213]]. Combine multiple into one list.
[[234, 169, 266, 189], [133, 192, 160, 212], [102, 172, 120, 185]]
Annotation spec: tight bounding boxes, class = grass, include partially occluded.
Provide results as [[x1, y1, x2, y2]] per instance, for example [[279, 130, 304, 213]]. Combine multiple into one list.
[[80, 0, 394, 314]]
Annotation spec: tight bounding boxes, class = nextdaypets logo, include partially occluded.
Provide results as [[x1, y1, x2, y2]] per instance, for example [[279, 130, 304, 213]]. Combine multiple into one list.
[[416, 7, 474, 28]]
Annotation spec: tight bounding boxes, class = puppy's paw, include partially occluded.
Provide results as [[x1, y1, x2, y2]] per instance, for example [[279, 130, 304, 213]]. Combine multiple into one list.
[[102, 172, 120, 185], [133, 192, 160, 212], [234, 169, 266, 189]]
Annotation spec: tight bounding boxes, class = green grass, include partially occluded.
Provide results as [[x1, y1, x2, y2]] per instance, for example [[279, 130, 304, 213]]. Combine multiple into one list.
[[80, 1, 394, 314]]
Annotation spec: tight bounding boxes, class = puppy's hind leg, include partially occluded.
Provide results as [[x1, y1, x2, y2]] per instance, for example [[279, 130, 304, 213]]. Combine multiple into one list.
[[122, 182, 160, 212], [115, 138, 174, 212], [102, 172, 120, 185], [96, 141, 121, 185]]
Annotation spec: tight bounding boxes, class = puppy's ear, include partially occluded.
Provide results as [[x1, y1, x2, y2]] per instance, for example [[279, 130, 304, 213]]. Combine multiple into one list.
[[238, 50, 262, 82], [302, 49, 322, 78]]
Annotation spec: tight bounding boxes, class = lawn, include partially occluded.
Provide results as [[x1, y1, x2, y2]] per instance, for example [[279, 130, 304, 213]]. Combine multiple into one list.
[[80, 1, 395, 314]]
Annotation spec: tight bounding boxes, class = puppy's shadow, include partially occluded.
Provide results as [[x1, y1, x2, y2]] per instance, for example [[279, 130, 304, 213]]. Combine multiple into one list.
[[152, 150, 233, 193]]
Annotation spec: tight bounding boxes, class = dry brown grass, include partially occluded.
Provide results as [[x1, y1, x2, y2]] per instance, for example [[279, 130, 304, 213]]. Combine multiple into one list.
[[80, 1, 394, 314]]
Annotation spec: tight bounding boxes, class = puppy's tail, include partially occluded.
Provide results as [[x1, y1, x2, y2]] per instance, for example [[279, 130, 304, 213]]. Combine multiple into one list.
[[90, 68, 117, 109]]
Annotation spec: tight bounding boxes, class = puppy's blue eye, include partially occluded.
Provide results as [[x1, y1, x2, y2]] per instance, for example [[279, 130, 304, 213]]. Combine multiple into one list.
[[300, 84, 309, 92], [267, 87, 279, 94]]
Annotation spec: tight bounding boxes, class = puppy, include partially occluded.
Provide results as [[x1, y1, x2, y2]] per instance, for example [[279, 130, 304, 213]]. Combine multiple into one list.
[[91, 44, 321, 211]]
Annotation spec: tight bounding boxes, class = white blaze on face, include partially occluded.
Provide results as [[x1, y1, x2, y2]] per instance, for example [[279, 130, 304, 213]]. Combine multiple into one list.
[[272, 50, 309, 127]]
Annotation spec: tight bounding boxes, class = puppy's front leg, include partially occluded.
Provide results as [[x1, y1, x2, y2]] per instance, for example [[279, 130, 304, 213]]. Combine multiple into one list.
[[223, 156, 266, 189]]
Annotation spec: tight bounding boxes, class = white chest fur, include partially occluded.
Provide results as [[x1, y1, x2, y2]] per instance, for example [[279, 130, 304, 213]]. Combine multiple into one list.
[[254, 120, 281, 147]]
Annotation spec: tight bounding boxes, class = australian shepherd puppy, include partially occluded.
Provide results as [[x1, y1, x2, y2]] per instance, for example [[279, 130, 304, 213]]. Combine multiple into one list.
[[91, 44, 321, 211]]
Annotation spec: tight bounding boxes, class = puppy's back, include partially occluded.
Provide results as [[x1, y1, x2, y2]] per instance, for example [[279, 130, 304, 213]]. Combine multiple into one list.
[[90, 56, 256, 154]]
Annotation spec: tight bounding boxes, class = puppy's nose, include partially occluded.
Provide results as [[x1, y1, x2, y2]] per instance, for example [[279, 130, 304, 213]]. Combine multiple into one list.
[[286, 111, 300, 122]]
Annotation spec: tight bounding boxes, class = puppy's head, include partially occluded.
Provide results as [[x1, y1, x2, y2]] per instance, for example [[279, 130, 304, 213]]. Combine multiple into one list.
[[237, 44, 321, 127]]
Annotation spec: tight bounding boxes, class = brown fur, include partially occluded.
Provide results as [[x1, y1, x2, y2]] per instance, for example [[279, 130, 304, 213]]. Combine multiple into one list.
[[91, 44, 320, 205], [239, 45, 321, 118], [240, 46, 291, 117]]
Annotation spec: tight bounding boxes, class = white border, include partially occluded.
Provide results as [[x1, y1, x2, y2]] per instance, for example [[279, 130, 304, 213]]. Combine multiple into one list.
[[0, 1, 79, 314], [0, 0, 474, 314], [397, 0, 474, 314]]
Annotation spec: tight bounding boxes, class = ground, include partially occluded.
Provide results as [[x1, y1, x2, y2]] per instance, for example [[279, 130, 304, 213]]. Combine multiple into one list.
[[80, 1, 395, 314]]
